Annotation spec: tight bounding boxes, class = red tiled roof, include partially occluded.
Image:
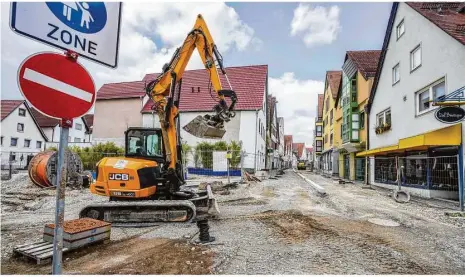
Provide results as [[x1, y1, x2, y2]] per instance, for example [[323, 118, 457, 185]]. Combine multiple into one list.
[[30, 108, 60, 128], [345, 50, 381, 79], [1, 100, 24, 121], [97, 81, 146, 100], [293, 143, 305, 158], [317, 94, 324, 118], [407, 2, 465, 45], [142, 65, 268, 112], [306, 147, 313, 153], [326, 71, 342, 99], [284, 135, 292, 145]]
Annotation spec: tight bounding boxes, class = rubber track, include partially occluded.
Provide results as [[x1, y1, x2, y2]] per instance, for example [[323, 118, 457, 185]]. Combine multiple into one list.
[[79, 200, 197, 226]]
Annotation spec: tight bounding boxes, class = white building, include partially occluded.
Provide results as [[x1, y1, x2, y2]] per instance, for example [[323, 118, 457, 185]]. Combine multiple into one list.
[[277, 117, 285, 169], [1, 100, 47, 168], [30, 108, 91, 148], [362, 2, 465, 200], [93, 65, 269, 171]]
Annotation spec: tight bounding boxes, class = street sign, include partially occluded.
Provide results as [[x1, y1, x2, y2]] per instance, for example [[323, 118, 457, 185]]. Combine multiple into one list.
[[17, 52, 96, 120], [435, 106, 465, 124], [10, 2, 122, 68]]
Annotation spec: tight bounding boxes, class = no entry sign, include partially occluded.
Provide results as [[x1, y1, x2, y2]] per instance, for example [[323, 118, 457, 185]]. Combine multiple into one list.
[[17, 52, 96, 120]]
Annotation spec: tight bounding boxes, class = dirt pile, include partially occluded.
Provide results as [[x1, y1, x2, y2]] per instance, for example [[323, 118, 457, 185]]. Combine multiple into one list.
[[2, 237, 214, 275]]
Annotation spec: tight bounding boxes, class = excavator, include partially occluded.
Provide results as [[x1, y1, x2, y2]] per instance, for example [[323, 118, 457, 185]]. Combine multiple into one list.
[[79, 14, 237, 227]]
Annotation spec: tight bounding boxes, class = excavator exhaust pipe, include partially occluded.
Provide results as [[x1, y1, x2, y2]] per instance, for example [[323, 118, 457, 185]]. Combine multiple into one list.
[[183, 115, 226, 139]]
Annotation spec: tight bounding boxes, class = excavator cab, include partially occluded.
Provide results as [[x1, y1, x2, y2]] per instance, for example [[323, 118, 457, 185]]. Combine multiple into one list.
[[125, 128, 164, 163]]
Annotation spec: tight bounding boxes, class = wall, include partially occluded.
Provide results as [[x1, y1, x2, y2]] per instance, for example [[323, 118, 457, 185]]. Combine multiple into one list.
[[323, 86, 336, 151], [240, 109, 266, 170], [46, 118, 88, 143], [142, 113, 162, 129], [356, 72, 373, 144], [369, 2, 465, 150], [1, 103, 46, 153], [93, 98, 144, 147]]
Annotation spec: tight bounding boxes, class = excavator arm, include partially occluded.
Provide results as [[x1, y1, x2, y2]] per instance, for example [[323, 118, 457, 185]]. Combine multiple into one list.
[[144, 14, 237, 173]]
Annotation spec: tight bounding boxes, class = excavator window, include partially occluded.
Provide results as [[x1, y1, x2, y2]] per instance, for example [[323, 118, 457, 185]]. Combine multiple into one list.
[[125, 128, 164, 160]]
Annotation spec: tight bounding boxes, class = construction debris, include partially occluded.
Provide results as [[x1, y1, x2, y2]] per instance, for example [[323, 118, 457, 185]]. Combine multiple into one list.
[[244, 171, 261, 182]]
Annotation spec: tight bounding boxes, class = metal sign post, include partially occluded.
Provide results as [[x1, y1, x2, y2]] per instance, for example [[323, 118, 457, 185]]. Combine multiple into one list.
[[51, 119, 71, 275]]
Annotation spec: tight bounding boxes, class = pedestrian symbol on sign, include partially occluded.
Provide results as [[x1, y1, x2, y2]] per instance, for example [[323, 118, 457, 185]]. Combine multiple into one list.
[[46, 2, 107, 34]]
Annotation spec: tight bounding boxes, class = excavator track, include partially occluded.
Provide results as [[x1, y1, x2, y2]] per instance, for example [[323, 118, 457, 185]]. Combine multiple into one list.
[[79, 200, 197, 227]]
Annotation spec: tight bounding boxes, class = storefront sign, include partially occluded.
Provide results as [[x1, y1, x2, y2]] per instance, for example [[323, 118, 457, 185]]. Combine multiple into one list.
[[435, 106, 465, 124]]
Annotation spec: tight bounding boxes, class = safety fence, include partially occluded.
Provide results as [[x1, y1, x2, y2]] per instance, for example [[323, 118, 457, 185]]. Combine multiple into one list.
[[369, 155, 459, 192]]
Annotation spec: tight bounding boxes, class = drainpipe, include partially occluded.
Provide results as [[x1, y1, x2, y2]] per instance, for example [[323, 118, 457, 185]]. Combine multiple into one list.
[[365, 106, 369, 185], [254, 109, 258, 172]]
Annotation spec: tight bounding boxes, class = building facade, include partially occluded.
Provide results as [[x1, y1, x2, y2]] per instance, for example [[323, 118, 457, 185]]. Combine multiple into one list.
[[93, 65, 269, 172], [313, 94, 324, 170], [362, 2, 465, 200], [321, 71, 342, 177], [1, 100, 47, 168], [337, 50, 381, 181]]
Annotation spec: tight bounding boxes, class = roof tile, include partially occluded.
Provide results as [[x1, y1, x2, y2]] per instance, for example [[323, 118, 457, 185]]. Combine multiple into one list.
[[30, 108, 60, 128], [1, 100, 24, 121], [97, 81, 146, 100], [407, 2, 465, 45], [326, 71, 342, 99], [142, 65, 268, 112], [317, 94, 324, 118], [346, 50, 382, 79]]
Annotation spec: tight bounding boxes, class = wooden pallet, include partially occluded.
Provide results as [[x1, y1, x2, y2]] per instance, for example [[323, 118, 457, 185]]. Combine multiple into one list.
[[13, 241, 70, 265]]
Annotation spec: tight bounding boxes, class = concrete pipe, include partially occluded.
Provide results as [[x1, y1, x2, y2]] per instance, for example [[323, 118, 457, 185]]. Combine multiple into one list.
[[28, 150, 84, 188]]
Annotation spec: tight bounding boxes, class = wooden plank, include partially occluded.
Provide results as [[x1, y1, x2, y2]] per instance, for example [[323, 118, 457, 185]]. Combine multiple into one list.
[[24, 244, 53, 254], [15, 241, 49, 251], [36, 248, 69, 259]]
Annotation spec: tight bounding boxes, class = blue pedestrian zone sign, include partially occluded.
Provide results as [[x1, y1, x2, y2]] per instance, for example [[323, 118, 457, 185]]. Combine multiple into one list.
[[46, 2, 107, 34], [10, 2, 122, 68]]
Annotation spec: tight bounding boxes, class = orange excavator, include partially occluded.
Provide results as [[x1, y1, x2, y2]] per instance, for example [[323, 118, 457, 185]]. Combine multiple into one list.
[[79, 14, 237, 227]]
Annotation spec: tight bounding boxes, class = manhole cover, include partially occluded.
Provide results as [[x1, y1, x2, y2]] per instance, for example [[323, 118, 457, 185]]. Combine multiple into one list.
[[368, 218, 400, 227]]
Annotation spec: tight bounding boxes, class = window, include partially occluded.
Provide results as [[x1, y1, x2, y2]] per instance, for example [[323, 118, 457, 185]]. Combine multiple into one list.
[[410, 45, 421, 71], [316, 125, 322, 137], [316, 140, 322, 152], [11, 138, 18, 147], [351, 113, 359, 140], [75, 123, 82, 130], [396, 19, 405, 39], [330, 110, 333, 125], [416, 78, 446, 115], [0, 136, 3, 146], [18, 108, 26, 117], [36, 141, 42, 149], [360, 112, 365, 129], [376, 108, 391, 128], [330, 133, 333, 145], [392, 63, 400, 85], [74, 138, 82, 142], [24, 139, 31, 148], [326, 97, 329, 112], [17, 123, 24, 132]]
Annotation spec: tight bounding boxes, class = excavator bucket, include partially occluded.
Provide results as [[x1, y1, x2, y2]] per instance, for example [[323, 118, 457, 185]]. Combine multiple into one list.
[[183, 115, 226, 139]]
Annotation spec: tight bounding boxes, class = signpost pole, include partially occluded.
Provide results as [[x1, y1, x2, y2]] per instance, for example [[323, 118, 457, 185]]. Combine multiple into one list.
[[52, 119, 71, 275]]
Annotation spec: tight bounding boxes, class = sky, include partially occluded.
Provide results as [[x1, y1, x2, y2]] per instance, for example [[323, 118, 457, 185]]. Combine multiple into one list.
[[1, 1, 392, 146]]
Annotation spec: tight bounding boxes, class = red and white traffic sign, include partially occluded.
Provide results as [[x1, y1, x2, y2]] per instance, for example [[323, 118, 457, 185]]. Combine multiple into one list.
[[17, 52, 96, 120]]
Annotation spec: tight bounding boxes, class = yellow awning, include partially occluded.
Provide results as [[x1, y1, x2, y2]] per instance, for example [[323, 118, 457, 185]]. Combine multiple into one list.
[[398, 123, 461, 149], [356, 144, 399, 157], [357, 123, 462, 157]]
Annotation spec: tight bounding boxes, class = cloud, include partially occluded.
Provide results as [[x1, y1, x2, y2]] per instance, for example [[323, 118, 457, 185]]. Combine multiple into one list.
[[290, 4, 341, 47], [1, 2, 261, 100], [269, 72, 324, 146]]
